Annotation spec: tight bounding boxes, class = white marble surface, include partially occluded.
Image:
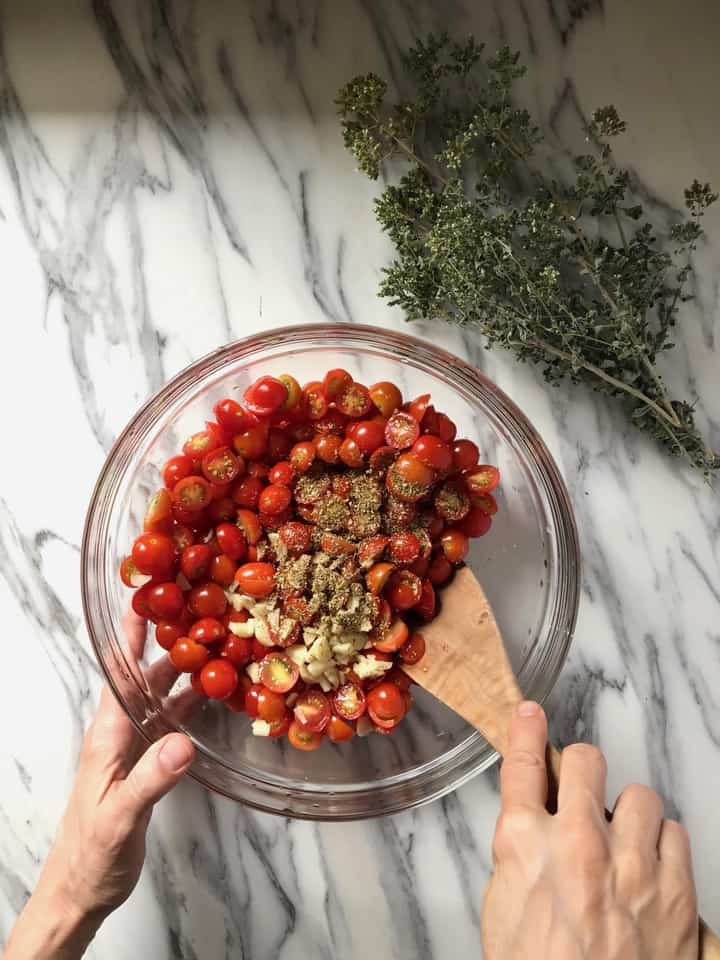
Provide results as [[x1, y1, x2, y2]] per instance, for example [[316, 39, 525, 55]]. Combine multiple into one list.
[[1, 0, 719, 957]]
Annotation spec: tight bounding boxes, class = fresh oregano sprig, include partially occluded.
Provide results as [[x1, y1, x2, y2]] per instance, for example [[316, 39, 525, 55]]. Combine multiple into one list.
[[336, 36, 719, 474]]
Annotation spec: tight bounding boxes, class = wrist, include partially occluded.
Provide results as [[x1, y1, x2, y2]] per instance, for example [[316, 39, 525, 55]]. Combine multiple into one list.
[[5, 876, 102, 960]]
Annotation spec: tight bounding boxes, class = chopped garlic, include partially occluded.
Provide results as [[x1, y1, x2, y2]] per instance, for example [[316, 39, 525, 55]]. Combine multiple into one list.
[[254, 619, 273, 647], [251, 719, 272, 737], [286, 644, 308, 667], [228, 620, 255, 638], [246, 662, 261, 684], [226, 591, 255, 612], [353, 655, 393, 680]]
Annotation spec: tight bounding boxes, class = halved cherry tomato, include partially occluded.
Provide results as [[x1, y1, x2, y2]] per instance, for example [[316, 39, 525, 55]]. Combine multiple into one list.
[[302, 381, 328, 420], [173, 475, 212, 513], [353, 420, 386, 455], [131, 532, 175, 577], [368, 445, 396, 475], [372, 617, 409, 653], [232, 475, 264, 510], [258, 484, 292, 516], [412, 435, 452, 472], [221, 633, 253, 667], [336, 381, 371, 418], [257, 687, 288, 723], [385, 496, 418, 532], [120, 556, 150, 588], [293, 689, 331, 732], [323, 368, 353, 400], [232, 423, 268, 461], [358, 535, 388, 568], [188, 582, 227, 618], [244, 376, 288, 417], [268, 460, 295, 486], [278, 521, 312, 557], [333, 682, 366, 721], [452, 439, 479, 472], [147, 582, 184, 620], [215, 522, 247, 560], [234, 562, 275, 598], [471, 491, 498, 515], [387, 532, 420, 565], [434, 479, 470, 523], [275, 373, 301, 411], [458, 507, 492, 538], [386, 569, 422, 611], [236, 508, 262, 545], [213, 398, 251, 434], [465, 464, 501, 495], [435, 412, 457, 443], [170, 524, 194, 554], [320, 532, 356, 556], [327, 715, 355, 742], [288, 720, 323, 751], [266, 710, 292, 738], [260, 651, 299, 693], [202, 446, 241, 485], [385, 412, 420, 450], [289, 441, 316, 473], [428, 552, 453, 585], [386, 454, 434, 503], [182, 429, 223, 462], [314, 434, 342, 464], [163, 454, 194, 489], [440, 529, 470, 563], [170, 637, 211, 672], [366, 562, 395, 595], [208, 495, 237, 524], [366, 681, 405, 723], [209, 553, 237, 587], [339, 437, 364, 467], [189, 617, 226, 644], [155, 619, 186, 651], [407, 393, 431, 423], [414, 578, 436, 621], [400, 631, 426, 665], [144, 489, 173, 533], [368, 381, 402, 418], [200, 658, 239, 700]]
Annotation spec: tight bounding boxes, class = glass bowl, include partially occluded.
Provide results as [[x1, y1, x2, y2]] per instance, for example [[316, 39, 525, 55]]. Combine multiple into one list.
[[82, 324, 579, 820]]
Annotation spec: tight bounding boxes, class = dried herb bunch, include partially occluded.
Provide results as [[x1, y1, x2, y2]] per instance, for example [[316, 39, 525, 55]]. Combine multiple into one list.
[[336, 36, 719, 473]]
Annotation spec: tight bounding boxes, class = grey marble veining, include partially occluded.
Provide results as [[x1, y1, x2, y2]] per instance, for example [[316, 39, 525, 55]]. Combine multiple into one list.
[[0, 1, 719, 957]]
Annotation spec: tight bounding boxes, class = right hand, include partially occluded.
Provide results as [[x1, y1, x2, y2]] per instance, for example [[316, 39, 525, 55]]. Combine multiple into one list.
[[481, 701, 698, 959]]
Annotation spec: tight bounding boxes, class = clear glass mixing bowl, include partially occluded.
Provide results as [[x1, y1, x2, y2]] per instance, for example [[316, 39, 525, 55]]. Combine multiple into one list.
[[82, 324, 579, 820]]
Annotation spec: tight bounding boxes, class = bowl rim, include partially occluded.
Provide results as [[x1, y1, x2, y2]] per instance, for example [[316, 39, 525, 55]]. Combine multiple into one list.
[[81, 322, 580, 820]]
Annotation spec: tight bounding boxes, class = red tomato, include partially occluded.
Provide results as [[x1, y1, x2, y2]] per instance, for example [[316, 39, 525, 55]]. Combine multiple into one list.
[[268, 460, 295, 486], [293, 689, 331, 732], [201, 446, 241, 485], [245, 683, 263, 717], [368, 445, 397, 475], [234, 562, 276, 598], [143, 489, 173, 534], [267, 711, 293, 738], [172, 475, 212, 513], [163, 454, 194, 489], [368, 381, 402, 418], [320, 532, 356, 557], [283, 596, 315, 626], [313, 409, 348, 436], [440, 529, 469, 563], [244, 376, 288, 417], [387, 532, 421, 565], [336, 382, 372, 418], [386, 455, 433, 503], [170, 523, 195, 554], [315, 434, 342, 464], [471, 492, 498, 515], [302, 381, 328, 420], [452, 439, 479, 472], [209, 553, 237, 587], [258, 484, 292, 516], [323, 368, 353, 399], [188, 582, 227, 618], [232, 423, 268, 461], [120, 556, 149, 588], [251, 637, 268, 661], [400, 631, 426, 665], [385, 412, 420, 450], [289, 441, 316, 473], [288, 721, 323, 751], [200, 659, 239, 700], [224, 680, 250, 713], [339, 437, 364, 467], [366, 562, 395, 595], [131, 532, 175, 577], [410, 554, 431, 579], [155, 619, 185, 651], [147, 582, 184, 620], [412, 435, 452, 472], [465, 464, 501, 495], [259, 651, 299, 693], [435, 413, 457, 443], [208, 495, 237, 524], [353, 420, 386, 455], [247, 461, 269, 479], [406, 393, 431, 423], [358, 535, 389, 568], [385, 496, 418, 531], [213, 398, 251, 434], [278, 521, 312, 557], [373, 617, 409, 653], [236, 508, 262, 545], [434, 479, 470, 523], [221, 633, 253, 667], [216, 522, 247, 560], [428, 552, 453, 585], [267, 428, 292, 462], [333, 682, 366, 721], [170, 637, 211, 672], [327, 715, 355, 742], [257, 688, 288, 723], [232, 475, 264, 510], [182, 429, 222, 462], [278, 374, 302, 411], [259, 507, 292, 532], [367, 682, 405, 723], [458, 507, 492, 538], [189, 617, 226, 644], [414, 579, 436, 621], [180, 545, 212, 584]]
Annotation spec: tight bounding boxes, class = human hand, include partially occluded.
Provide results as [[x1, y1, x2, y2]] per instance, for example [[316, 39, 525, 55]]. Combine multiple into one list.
[[482, 701, 698, 960], [4, 613, 195, 960]]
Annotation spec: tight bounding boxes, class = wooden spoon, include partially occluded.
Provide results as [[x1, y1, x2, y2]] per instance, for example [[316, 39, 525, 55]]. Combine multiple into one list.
[[402, 565, 720, 958]]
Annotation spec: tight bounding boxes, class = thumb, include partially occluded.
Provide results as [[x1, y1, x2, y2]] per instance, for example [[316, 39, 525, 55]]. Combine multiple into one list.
[[118, 733, 195, 823], [500, 701, 548, 812]]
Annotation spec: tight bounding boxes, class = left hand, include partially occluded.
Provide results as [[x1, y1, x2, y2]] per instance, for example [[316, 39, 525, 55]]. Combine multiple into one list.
[[4, 612, 195, 960]]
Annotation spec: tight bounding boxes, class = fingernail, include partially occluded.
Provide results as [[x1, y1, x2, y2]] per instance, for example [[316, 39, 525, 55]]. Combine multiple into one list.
[[517, 701, 539, 718], [158, 735, 194, 774]]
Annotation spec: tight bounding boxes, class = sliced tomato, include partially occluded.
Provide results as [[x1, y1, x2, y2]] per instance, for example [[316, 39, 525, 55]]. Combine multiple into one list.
[[288, 720, 324, 751], [333, 682, 366, 721], [302, 381, 328, 420], [367, 681, 405, 724], [385, 412, 420, 450], [465, 464, 501, 495], [358, 535, 388, 568], [372, 617, 409, 653], [243, 376, 288, 417], [336, 382, 372, 418], [414, 579, 436, 621], [201, 446, 241, 485], [293, 689, 331, 732], [406, 393, 431, 423], [144, 489, 173, 534], [323, 368, 353, 400], [172, 475, 212, 513], [259, 651, 299, 693], [327, 715, 355, 743], [386, 570, 422, 611]]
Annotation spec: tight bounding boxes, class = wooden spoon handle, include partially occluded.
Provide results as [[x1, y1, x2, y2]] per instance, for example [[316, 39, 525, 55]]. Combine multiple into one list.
[[544, 745, 719, 957]]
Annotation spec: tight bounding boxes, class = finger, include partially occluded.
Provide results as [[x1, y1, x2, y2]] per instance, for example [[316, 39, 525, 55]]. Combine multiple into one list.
[[80, 686, 140, 782], [611, 783, 664, 855], [146, 652, 181, 699], [500, 701, 548, 811], [116, 733, 195, 825], [122, 608, 148, 660], [557, 743, 607, 815], [658, 819, 694, 874]]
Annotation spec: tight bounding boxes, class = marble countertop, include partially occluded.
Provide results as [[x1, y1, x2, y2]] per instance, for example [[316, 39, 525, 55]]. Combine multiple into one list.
[[1, 0, 719, 957]]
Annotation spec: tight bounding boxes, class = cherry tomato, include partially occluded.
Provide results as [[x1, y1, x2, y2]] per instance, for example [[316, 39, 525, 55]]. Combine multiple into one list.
[[180, 543, 212, 580], [267, 427, 292, 461], [420, 511, 444, 540], [209, 553, 237, 587], [200, 658, 239, 700], [385, 496, 418, 533], [277, 373, 302, 411], [289, 441, 316, 473], [386, 570, 422, 611], [258, 484, 292, 516], [336, 382, 371, 418], [188, 582, 227, 618], [288, 721, 324, 751], [303, 381, 328, 420], [386, 454, 434, 503], [187, 618, 224, 645], [353, 420, 385, 455], [368, 445, 396, 476], [333, 682, 366, 721], [410, 554, 431, 579], [400, 631, 426, 665], [367, 681, 405, 723], [268, 460, 295, 486], [244, 683, 263, 717], [143, 489, 173, 534], [387, 532, 421, 565], [243, 376, 288, 417], [406, 393, 431, 423], [247, 461, 269, 479], [163, 454, 194, 489], [232, 475, 264, 510], [412, 435, 452, 472], [451, 439, 479, 472], [235, 562, 276, 598], [339, 437, 364, 467], [428, 551, 453, 585], [277, 521, 312, 557], [320, 532, 356, 556], [434, 479, 470, 523], [221, 633, 253, 667], [470, 491, 498, 515], [293, 689, 331, 732], [208, 495, 237, 524], [415, 578, 436, 620], [172, 475, 212, 513], [465, 464, 501, 495], [146, 582, 184, 620], [372, 617, 409, 653], [131, 532, 175, 577], [369, 381, 402, 418], [313, 409, 348, 436], [327, 715, 355, 742], [182, 429, 223, 462], [155, 619, 185, 651], [358, 535, 388, 568], [201, 446, 241, 485], [440, 529, 469, 563], [385, 412, 420, 450], [458, 506, 492, 538], [211, 523, 245, 562], [435, 413, 457, 443], [236, 508, 262, 545], [267, 710, 292, 738], [257, 687, 288, 723], [170, 637, 211, 672], [366, 562, 395, 595], [260, 651, 299, 693], [314, 434, 342, 464], [232, 423, 268, 461], [224, 678, 251, 713], [213, 398, 251, 434], [170, 523, 194, 554], [120, 556, 149, 588], [323, 368, 353, 400]]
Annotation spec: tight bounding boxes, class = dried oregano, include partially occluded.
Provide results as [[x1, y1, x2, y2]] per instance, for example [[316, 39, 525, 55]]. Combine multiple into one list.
[[336, 36, 719, 474]]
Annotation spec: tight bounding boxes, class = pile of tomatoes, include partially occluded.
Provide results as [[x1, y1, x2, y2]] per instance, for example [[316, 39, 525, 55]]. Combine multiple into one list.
[[120, 369, 500, 750]]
